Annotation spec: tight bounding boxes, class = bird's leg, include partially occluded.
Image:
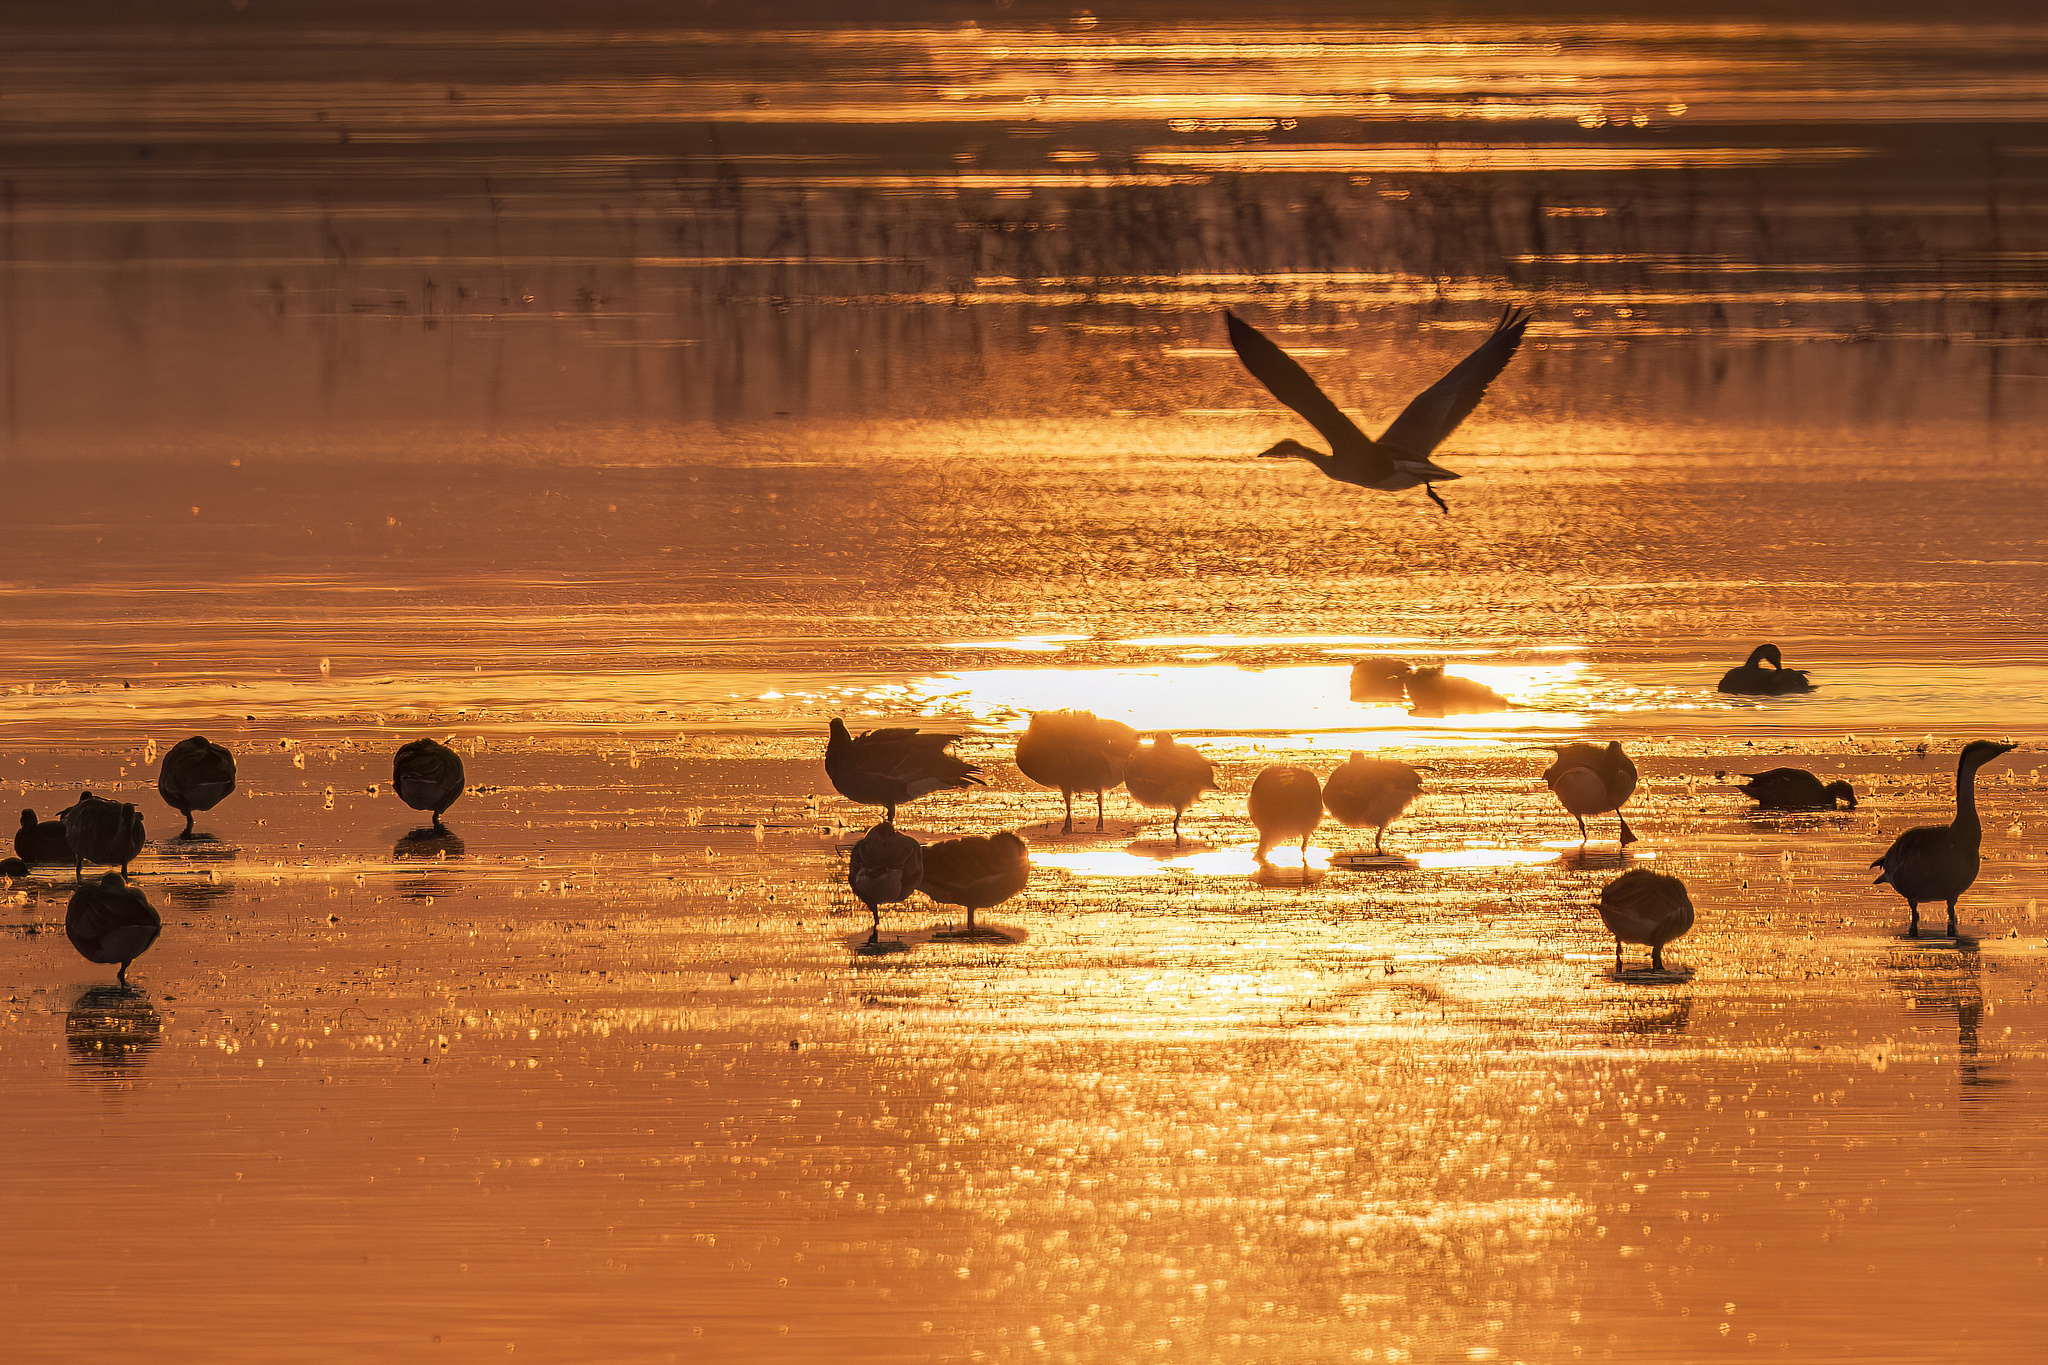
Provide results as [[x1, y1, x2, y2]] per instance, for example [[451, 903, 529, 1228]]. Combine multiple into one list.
[[1908, 902, 1920, 939], [75, 858, 83, 881], [1374, 826, 1386, 855], [433, 811, 446, 832], [1061, 790, 1074, 835], [182, 810, 195, 837], [885, 803, 896, 824], [868, 902, 880, 933], [1946, 898, 1959, 938], [1574, 814, 1587, 844], [1614, 938, 1624, 971], [1096, 789, 1106, 832], [965, 905, 977, 929], [118, 961, 129, 985], [1651, 944, 1665, 972], [1425, 483, 1451, 515]]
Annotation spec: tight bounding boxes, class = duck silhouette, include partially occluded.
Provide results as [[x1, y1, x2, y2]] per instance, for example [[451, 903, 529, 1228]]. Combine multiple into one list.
[[1226, 305, 1532, 514], [15, 809, 72, 865]]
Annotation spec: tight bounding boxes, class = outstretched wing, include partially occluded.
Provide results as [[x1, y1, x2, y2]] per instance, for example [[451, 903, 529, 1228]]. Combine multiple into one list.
[[1224, 311, 1370, 451], [1376, 306, 1531, 457]]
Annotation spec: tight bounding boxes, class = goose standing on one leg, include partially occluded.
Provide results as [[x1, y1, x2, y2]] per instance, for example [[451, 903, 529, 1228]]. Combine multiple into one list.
[[824, 718, 985, 824], [1542, 743, 1639, 845], [1015, 711, 1140, 834], [58, 792, 147, 878], [1735, 768, 1857, 810], [1717, 644, 1814, 695], [66, 873, 162, 984], [393, 738, 465, 829], [1872, 740, 2018, 939], [157, 735, 236, 837], [1225, 306, 1532, 514], [1598, 868, 1695, 972], [1121, 733, 1216, 845], [919, 831, 1031, 937], [1321, 753, 1424, 855], [1247, 764, 1325, 867], [848, 822, 923, 945]]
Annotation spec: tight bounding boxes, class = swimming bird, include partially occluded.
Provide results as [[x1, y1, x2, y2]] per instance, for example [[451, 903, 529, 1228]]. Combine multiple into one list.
[[1225, 305, 1532, 514], [393, 738, 465, 828], [918, 831, 1031, 933], [1403, 665, 1511, 717], [1015, 711, 1140, 834], [1321, 753, 1424, 855], [58, 792, 147, 878], [1121, 733, 1216, 844], [1872, 740, 2018, 939], [1349, 660, 1411, 703], [15, 809, 72, 865], [848, 821, 924, 942], [1597, 868, 1695, 972], [1717, 644, 1814, 695], [825, 718, 985, 823], [1543, 742, 1639, 845], [157, 734, 236, 837], [66, 872, 162, 984], [1247, 764, 1324, 865], [1736, 768, 1857, 810]]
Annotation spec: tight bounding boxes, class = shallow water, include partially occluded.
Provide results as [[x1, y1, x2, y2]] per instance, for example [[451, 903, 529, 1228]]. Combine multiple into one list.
[[5, 6, 2048, 1362]]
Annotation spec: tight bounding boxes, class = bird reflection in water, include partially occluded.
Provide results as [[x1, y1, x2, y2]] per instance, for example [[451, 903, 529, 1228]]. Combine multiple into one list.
[[160, 876, 236, 913], [394, 826, 466, 860], [1885, 940, 2007, 1097], [65, 984, 164, 1081], [1601, 996, 1695, 1036], [152, 831, 238, 862]]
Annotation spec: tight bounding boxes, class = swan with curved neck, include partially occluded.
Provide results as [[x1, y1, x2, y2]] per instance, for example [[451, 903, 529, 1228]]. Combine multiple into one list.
[[1717, 643, 1814, 696], [1872, 740, 2018, 938]]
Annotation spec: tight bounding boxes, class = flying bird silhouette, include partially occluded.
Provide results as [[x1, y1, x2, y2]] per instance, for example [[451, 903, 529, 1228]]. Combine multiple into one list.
[[1225, 306, 1532, 514]]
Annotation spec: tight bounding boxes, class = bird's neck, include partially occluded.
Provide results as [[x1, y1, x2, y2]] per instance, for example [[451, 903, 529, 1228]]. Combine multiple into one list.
[[1954, 761, 1983, 833]]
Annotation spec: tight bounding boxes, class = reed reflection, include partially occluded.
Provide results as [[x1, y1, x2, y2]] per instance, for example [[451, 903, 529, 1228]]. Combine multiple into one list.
[[65, 984, 164, 1081]]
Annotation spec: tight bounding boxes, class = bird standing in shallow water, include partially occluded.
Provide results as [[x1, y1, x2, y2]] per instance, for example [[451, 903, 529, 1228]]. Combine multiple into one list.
[[1247, 765, 1325, 866], [824, 718, 985, 824], [1872, 740, 2018, 939], [1121, 733, 1216, 844], [66, 872, 161, 984], [1321, 753, 1424, 855], [848, 822, 923, 943], [157, 735, 236, 837], [1598, 868, 1695, 972], [918, 831, 1031, 934], [1717, 644, 1814, 695], [1402, 665, 1511, 717], [15, 809, 72, 865], [59, 792, 147, 878], [1543, 743, 1639, 845], [1225, 306, 1532, 514], [393, 738, 465, 829], [1015, 711, 1140, 834], [1736, 768, 1856, 810]]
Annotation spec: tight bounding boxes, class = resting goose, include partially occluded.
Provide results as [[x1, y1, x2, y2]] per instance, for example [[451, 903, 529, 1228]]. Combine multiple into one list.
[[66, 873, 162, 984], [848, 821, 924, 943], [1542, 743, 1639, 845], [1597, 868, 1695, 972], [1015, 711, 1140, 834], [1121, 733, 1216, 844], [1247, 765, 1325, 865], [1321, 753, 1424, 855], [157, 735, 237, 837], [393, 738, 465, 829], [1736, 768, 1856, 810]]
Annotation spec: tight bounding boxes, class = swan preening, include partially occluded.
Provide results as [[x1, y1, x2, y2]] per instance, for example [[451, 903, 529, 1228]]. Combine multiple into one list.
[[393, 738, 465, 828], [1718, 644, 1814, 695], [1226, 306, 1532, 514], [1015, 711, 1139, 834], [157, 735, 236, 837], [66, 872, 162, 983], [1598, 868, 1695, 971], [1122, 733, 1216, 843], [1737, 768, 1857, 810], [1542, 743, 1639, 845], [826, 718, 985, 823], [1872, 740, 2017, 939]]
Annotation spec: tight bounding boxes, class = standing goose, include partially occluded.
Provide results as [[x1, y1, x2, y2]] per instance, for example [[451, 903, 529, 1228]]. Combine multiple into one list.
[[1247, 764, 1325, 866], [825, 718, 985, 824], [918, 831, 1031, 935], [15, 809, 73, 865], [1597, 868, 1695, 972], [1321, 753, 1425, 855], [1872, 740, 2018, 939], [1717, 644, 1814, 695], [393, 738, 465, 829], [157, 735, 236, 837], [66, 872, 162, 984], [1015, 711, 1140, 834], [1736, 768, 1857, 810], [1225, 306, 1532, 514], [58, 792, 147, 878], [1543, 743, 1639, 845], [1121, 733, 1216, 844], [848, 822, 924, 943]]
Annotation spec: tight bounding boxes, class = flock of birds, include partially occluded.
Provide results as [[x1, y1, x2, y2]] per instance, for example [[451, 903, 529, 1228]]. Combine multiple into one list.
[[829, 640, 2025, 966], [4, 637, 2022, 978]]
